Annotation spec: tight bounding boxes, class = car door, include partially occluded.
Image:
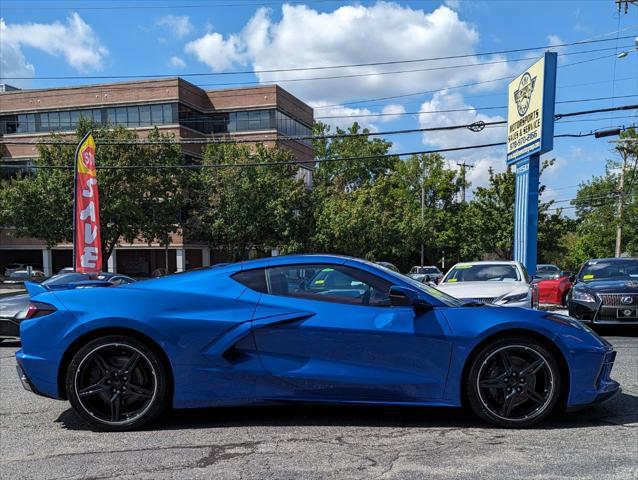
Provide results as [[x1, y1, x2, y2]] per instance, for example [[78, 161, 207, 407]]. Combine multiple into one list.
[[238, 262, 453, 402]]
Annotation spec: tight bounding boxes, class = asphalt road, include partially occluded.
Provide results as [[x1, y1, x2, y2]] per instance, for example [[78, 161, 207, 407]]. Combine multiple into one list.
[[1, 332, 636, 480]]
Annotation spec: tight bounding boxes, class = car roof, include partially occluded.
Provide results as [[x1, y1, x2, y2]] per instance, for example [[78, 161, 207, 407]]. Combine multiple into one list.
[[238, 254, 356, 269], [451, 260, 519, 266], [584, 257, 638, 263]]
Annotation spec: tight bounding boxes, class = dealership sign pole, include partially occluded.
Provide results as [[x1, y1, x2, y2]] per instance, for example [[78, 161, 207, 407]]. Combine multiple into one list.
[[507, 52, 557, 276], [73, 132, 102, 273]]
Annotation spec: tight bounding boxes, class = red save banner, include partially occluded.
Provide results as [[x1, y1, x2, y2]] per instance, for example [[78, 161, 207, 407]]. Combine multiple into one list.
[[74, 133, 102, 273]]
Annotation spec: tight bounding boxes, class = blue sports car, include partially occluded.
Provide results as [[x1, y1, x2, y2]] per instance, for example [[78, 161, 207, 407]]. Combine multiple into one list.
[[16, 255, 619, 431]]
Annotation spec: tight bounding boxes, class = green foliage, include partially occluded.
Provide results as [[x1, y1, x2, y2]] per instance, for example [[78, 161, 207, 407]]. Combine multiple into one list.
[[2, 118, 635, 274], [191, 142, 312, 261], [0, 120, 189, 268], [564, 127, 638, 268]]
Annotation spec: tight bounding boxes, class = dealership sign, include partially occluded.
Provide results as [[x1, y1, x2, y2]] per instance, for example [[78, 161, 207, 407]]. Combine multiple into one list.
[[508, 52, 557, 275], [73, 132, 102, 273], [506, 53, 557, 164]]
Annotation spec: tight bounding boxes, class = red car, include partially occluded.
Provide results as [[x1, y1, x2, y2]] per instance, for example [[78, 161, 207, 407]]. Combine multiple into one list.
[[534, 264, 574, 307]]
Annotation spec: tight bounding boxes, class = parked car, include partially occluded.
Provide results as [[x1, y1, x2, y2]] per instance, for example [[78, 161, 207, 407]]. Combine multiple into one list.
[[408, 266, 443, 284], [532, 265, 573, 307], [568, 257, 638, 326], [0, 272, 135, 342], [437, 261, 537, 308], [535, 264, 561, 279], [375, 261, 400, 273], [4, 263, 28, 276], [16, 255, 617, 430], [2, 269, 46, 284]]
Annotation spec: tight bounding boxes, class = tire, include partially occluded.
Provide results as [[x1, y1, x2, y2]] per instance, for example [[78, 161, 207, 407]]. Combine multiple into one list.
[[466, 336, 562, 428], [561, 290, 570, 307], [66, 335, 168, 431]]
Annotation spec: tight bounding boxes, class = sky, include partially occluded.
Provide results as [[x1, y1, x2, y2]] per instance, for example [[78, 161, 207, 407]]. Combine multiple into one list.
[[1, 0, 637, 207]]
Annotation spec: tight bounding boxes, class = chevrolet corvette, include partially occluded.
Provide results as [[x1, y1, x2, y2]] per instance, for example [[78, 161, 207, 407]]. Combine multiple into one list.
[[16, 255, 619, 430]]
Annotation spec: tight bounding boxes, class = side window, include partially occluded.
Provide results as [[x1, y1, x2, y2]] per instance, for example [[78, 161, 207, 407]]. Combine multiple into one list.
[[232, 268, 268, 293], [264, 264, 391, 306]]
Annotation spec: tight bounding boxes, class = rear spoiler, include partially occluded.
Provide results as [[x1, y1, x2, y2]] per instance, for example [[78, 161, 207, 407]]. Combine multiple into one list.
[[23, 280, 112, 297], [24, 281, 48, 298]]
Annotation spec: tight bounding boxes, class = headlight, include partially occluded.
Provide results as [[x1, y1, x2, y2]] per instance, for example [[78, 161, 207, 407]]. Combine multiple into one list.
[[496, 291, 530, 304], [571, 290, 597, 303], [544, 313, 592, 332]]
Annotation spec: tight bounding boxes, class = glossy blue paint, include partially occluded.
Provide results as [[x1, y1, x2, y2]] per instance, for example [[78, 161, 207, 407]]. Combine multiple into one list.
[[16, 255, 618, 411]]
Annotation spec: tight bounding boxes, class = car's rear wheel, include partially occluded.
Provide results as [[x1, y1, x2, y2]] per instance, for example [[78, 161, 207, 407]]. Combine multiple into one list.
[[66, 335, 168, 431], [466, 336, 561, 428]]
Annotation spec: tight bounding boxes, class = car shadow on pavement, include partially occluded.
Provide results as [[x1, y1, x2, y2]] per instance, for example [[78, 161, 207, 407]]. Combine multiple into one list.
[[0, 340, 21, 348], [56, 391, 638, 432]]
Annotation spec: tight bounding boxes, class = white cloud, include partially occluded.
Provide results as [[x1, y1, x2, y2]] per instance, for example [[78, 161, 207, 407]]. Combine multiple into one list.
[[156, 15, 194, 38], [185, 32, 242, 71], [418, 91, 507, 189], [546, 34, 568, 64], [379, 104, 406, 123], [169, 55, 186, 68], [0, 13, 107, 76], [185, 4, 515, 105], [311, 101, 379, 132], [0, 20, 35, 87]]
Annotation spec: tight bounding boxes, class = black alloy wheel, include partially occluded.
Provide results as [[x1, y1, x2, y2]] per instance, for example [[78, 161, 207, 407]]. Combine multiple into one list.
[[66, 335, 168, 431], [466, 336, 562, 427]]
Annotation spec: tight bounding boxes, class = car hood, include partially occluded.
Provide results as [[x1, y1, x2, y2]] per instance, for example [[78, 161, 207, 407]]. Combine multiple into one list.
[[576, 278, 638, 293], [437, 281, 528, 299], [0, 293, 29, 318]]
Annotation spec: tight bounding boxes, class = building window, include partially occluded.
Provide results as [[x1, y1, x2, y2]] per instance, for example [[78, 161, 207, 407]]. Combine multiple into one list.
[[59, 111, 71, 130], [140, 105, 151, 126], [151, 104, 163, 125], [163, 104, 173, 123], [116, 107, 127, 126]]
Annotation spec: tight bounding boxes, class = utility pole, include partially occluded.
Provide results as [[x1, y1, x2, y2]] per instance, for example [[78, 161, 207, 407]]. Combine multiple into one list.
[[615, 150, 627, 257], [420, 157, 425, 268], [456, 161, 474, 203]]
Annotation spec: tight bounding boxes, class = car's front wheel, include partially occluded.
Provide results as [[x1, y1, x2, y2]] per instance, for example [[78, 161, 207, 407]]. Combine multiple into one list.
[[66, 335, 168, 431], [466, 336, 562, 428]]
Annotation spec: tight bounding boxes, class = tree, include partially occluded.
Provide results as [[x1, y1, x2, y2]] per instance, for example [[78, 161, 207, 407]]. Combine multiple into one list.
[[312, 121, 397, 191], [565, 128, 638, 267], [312, 151, 464, 271], [462, 159, 572, 264], [0, 120, 190, 269], [190, 142, 312, 260]]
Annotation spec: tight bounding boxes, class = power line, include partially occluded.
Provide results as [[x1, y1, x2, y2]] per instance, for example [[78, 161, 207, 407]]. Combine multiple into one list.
[[1, 44, 634, 108], [315, 52, 636, 109], [3, 39, 635, 82], [2, 128, 634, 170], [314, 95, 637, 120], [2, 104, 636, 146]]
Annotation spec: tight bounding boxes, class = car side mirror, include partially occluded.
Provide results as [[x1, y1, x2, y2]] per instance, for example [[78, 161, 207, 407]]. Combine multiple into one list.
[[569, 275, 576, 283], [390, 286, 431, 312]]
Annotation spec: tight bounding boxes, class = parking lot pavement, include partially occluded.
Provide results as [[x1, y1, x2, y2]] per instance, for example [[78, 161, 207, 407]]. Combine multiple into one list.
[[1, 333, 636, 480]]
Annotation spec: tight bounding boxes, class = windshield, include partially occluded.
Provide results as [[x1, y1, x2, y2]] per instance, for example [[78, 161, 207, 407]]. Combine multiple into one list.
[[43, 273, 89, 286], [410, 266, 440, 274], [578, 259, 638, 281], [534, 265, 562, 280], [400, 274, 464, 306], [444, 264, 521, 283]]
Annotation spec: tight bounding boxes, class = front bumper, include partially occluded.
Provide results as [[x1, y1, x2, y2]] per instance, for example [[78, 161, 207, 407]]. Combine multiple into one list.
[[569, 299, 638, 325], [567, 349, 621, 409]]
